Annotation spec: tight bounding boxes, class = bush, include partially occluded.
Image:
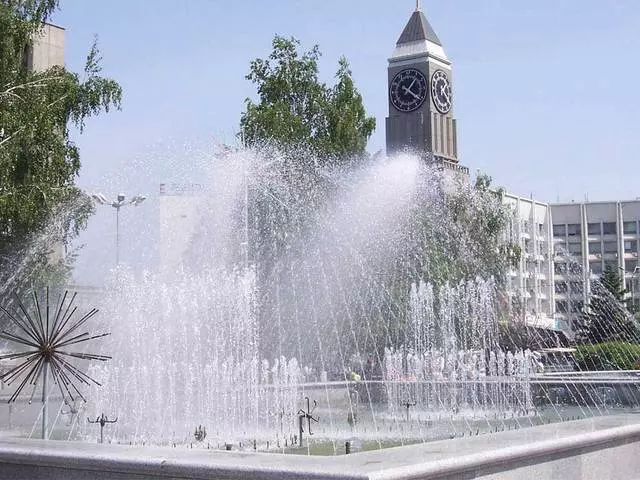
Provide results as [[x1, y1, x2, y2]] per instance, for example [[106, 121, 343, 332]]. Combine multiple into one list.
[[574, 342, 640, 371]]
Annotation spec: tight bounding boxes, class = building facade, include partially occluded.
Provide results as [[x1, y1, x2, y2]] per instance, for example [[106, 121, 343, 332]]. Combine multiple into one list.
[[158, 183, 206, 271], [385, 5, 468, 174], [550, 201, 640, 330], [503, 194, 557, 330], [28, 23, 66, 264], [27, 23, 65, 72]]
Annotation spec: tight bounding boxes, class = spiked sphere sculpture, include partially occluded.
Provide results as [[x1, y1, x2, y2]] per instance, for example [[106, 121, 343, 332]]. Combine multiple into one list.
[[0, 289, 110, 438]]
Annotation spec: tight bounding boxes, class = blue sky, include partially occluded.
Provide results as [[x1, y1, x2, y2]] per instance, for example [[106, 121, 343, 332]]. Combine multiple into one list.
[[52, 0, 640, 281]]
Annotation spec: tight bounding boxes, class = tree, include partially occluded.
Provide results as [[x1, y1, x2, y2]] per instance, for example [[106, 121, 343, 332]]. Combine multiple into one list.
[[0, 0, 122, 296], [240, 35, 375, 164], [576, 265, 640, 344]]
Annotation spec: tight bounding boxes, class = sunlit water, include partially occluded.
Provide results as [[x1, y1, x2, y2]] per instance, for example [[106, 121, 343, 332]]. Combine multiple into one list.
[[2, 146, 639, 452]]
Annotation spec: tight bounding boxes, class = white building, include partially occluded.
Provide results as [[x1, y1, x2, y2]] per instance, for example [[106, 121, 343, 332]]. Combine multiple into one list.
[[26, 23, 65, 72], [502, 193, 558, 331], [158, 182, 206, 272], [550, 200, 640, 330]]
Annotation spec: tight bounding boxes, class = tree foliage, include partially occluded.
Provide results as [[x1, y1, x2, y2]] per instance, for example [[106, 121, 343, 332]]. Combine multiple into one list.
[[240, 35, 375, 164], [574, 342, 640, 371], [0, 0, 122, 294], [408, 173, 516, 287], [576, 265, 640, 344]]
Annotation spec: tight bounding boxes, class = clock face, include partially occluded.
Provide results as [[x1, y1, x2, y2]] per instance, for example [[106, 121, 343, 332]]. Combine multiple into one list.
[[431, 70, 452, 114], [389, 68, 428, 112]]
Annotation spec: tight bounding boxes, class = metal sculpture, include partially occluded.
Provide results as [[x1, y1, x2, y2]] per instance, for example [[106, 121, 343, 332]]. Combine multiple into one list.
[[297, 397, 319, 447], [0, 289, 110, 439], [88, 413, 118, 443], [402, 400, 417, 422], [194, 425, 207, 442]]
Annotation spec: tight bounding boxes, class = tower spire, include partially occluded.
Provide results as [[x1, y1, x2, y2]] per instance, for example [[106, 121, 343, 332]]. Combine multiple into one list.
[[396, 4, 441, 46]]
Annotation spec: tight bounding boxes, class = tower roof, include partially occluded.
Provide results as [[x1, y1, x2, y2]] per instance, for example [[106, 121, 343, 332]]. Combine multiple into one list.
[[396, 9, 441, 47]]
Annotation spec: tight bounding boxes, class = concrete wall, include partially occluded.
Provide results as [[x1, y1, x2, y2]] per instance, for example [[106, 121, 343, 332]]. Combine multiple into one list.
[[30, 23, 65, 72], [0, 416, 638, 479]]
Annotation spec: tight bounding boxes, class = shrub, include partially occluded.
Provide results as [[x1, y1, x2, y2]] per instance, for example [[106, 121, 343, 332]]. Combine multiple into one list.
[[574, 342, 640, 371]]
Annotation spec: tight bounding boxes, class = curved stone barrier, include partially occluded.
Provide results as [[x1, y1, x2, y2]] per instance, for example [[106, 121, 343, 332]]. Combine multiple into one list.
[[0, 415, 638, 479]]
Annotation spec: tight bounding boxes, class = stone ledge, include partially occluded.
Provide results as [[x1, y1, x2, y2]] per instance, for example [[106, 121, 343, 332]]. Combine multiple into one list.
[[0, 415, 638, 479]]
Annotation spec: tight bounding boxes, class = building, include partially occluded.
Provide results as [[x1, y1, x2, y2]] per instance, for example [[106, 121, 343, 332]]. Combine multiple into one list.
[[26, 23, 66, 264], [499, 196, 640, 338], [503, 194, 557, 331], [158, 182, 206, 271], [26, 23, 65, 72], [550, 200, 640, 330], [385, 4, 468, 174]]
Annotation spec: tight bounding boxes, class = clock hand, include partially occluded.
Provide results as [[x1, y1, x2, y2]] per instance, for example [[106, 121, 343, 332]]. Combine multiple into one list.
[[440, 84, 450, 101], [408, 79, 416, 91], [402, 85, 421, 100]]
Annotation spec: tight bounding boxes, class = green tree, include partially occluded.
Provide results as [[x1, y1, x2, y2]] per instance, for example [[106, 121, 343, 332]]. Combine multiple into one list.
[[576, 265, 640, 344], [240, 35, 375, 163], [409, 173, 517, 287], [0, 0, 122, 295]]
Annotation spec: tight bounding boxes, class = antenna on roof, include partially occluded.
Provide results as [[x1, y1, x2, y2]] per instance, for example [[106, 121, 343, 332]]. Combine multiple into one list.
[[416, 0, 422, 11]]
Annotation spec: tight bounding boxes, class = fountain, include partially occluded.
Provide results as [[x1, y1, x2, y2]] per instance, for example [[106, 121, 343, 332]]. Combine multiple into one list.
[[66, 147, 542, 449], [1, 147, 639, 455]]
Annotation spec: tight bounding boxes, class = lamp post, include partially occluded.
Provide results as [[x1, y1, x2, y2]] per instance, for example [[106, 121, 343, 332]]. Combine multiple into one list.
[[91, 192, 146, 265], [632, 266, 640, 314]]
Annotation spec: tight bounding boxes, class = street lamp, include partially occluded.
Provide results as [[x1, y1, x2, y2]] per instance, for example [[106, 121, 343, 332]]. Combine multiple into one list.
[[91, 192, 146, 265], [632, 266, 640, 314]]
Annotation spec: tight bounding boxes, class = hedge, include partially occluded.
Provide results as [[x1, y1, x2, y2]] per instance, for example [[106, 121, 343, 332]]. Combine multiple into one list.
[[574, 342, 640, 371]]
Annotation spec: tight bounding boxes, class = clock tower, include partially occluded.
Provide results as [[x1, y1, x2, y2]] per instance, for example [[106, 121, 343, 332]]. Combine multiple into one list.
[[386, 3, 467, 173]]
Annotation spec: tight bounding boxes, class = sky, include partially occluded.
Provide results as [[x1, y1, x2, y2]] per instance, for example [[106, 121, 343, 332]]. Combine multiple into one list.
[[50, 0, 640, 283]]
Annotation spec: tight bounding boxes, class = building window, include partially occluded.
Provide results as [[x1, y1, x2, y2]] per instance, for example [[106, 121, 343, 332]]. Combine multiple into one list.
[[555, 282, 567, 294], [590, 262, 603, 275], [623, 221, 637, 235], [570, 282, 583, 294], [589, 241, 602, 254], [553, 224, 566, 237], [570, 301, 584, 313], [567, 224, 581, 236], [538, 223, 544, 235], [602, 222, 617, 235], [567, 243, 582, 255], [556, 300, 568, 313], [603, 241, 618, 254], [554, 262, 567, 275], [556, 241, 568, 254], [568, 262, 582, 275], [624, 240, 637, 253], [588, 223, 601, 235], [604, 261, 618, 272], [625, 278, 634, 291]]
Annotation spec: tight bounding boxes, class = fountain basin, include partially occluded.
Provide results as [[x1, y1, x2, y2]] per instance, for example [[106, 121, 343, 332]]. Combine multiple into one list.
[[0, 415, 638, 479]]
